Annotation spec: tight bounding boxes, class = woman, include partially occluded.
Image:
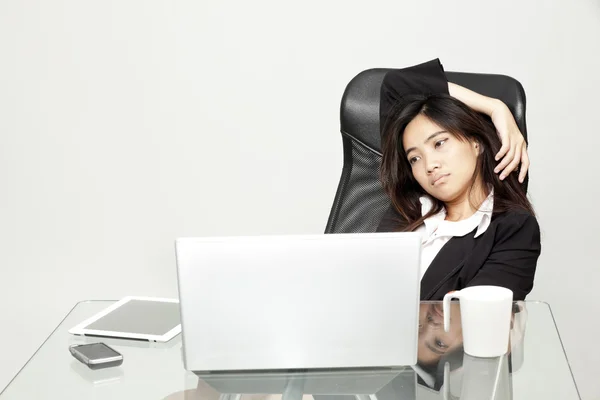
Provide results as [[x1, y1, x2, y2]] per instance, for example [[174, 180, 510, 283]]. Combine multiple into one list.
[[377, 59, 541, 301]]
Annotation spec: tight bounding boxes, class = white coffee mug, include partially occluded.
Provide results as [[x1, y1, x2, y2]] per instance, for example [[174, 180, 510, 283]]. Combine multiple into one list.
[[443, 286, 513, 358]]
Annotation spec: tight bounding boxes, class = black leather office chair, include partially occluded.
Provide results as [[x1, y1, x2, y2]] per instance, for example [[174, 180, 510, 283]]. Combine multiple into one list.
[[325, 69, 528, 234]]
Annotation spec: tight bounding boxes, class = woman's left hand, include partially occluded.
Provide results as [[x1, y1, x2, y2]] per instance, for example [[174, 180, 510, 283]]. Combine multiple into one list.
[[490, 102, 529, 183]]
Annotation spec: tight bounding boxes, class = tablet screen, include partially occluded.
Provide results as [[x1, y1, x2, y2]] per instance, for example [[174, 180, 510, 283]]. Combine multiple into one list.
[[84, 299, 181, 336]]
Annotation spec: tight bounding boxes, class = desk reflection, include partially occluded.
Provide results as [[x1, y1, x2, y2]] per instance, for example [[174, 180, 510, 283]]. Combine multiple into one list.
[[165, 302, 527, 400], [416, 301, 525, 395]]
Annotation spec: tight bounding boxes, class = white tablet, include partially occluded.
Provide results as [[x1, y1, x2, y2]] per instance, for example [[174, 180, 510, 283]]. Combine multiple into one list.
[[69, 296, 181, 342]]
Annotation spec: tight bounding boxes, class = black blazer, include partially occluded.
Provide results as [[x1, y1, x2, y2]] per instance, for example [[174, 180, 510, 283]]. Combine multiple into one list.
[[377, 207, 541, 301], [378, 59, 541, 301]]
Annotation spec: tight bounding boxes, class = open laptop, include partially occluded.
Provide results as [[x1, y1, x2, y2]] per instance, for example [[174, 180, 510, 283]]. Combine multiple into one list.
[[175, 232, 421, 372]]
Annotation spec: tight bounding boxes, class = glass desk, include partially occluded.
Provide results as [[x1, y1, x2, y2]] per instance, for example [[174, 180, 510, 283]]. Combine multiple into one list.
[[0, 301, 580, 399]]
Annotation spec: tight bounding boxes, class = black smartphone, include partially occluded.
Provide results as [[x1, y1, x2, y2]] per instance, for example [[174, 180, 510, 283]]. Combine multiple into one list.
[[69, 343, 123, 370]]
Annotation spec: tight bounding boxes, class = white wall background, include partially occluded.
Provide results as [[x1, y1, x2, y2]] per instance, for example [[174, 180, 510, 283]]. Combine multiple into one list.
[[1, 0, 598, 398]]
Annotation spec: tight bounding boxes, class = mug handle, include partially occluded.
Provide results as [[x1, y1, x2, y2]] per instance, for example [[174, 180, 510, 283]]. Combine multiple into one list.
[[443, 290, 461, 333]]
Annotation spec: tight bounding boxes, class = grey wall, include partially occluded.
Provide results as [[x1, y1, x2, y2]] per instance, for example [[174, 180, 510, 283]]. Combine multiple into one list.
[[1, 0, 598, 398]]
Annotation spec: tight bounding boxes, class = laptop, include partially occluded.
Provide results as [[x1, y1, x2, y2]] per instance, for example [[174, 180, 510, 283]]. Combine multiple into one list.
[[175, 232, 421, 372]]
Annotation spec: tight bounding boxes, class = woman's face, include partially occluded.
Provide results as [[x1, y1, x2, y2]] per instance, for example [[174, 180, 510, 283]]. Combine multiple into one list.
[[402, 114, 480, 203], [418, 303, 463, 366]]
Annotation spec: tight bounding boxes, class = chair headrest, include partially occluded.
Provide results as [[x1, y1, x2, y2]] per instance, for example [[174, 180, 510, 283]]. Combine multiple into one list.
[[340, 69, 528, 154]]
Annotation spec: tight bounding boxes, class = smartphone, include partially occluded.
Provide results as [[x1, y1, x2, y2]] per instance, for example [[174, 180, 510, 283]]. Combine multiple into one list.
[[69, 343, 123, 370]]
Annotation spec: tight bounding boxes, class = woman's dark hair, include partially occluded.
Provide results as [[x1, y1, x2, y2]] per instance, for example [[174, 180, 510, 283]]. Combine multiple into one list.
[[380, 93, 534, 232]]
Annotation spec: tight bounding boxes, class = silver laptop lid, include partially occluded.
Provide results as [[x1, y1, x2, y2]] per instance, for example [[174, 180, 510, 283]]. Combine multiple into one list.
[[175, 232, 421, 372]]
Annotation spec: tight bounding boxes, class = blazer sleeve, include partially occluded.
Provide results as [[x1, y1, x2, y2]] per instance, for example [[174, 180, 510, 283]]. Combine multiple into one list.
[[467, 214, 542, 300], [377, 58, 449, 233], [379, 58, 449, 137]]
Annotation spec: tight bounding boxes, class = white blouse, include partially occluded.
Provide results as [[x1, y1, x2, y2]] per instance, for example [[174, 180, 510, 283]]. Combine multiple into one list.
[[415, 190, 494, 279]]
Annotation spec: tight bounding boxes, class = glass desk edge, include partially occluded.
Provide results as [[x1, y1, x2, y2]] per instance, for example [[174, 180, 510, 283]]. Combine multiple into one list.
[[1, 299, 581, 398], [0, 300, 119, 396]]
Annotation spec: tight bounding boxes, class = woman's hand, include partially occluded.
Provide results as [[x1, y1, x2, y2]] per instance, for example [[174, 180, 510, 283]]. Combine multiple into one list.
[[448, 83, 529, 183], [490, 101, 529, 183]]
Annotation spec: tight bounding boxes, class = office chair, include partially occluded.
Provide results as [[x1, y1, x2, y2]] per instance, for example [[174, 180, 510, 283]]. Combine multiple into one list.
[[325, 69, 528, 234]]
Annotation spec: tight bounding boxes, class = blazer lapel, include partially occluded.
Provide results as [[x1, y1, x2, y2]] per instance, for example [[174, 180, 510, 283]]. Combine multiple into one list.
[[420, 233, 476, 299]]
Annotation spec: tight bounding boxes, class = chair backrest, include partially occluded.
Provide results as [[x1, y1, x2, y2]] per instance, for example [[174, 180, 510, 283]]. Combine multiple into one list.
[[325, 69, 528, 234]]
